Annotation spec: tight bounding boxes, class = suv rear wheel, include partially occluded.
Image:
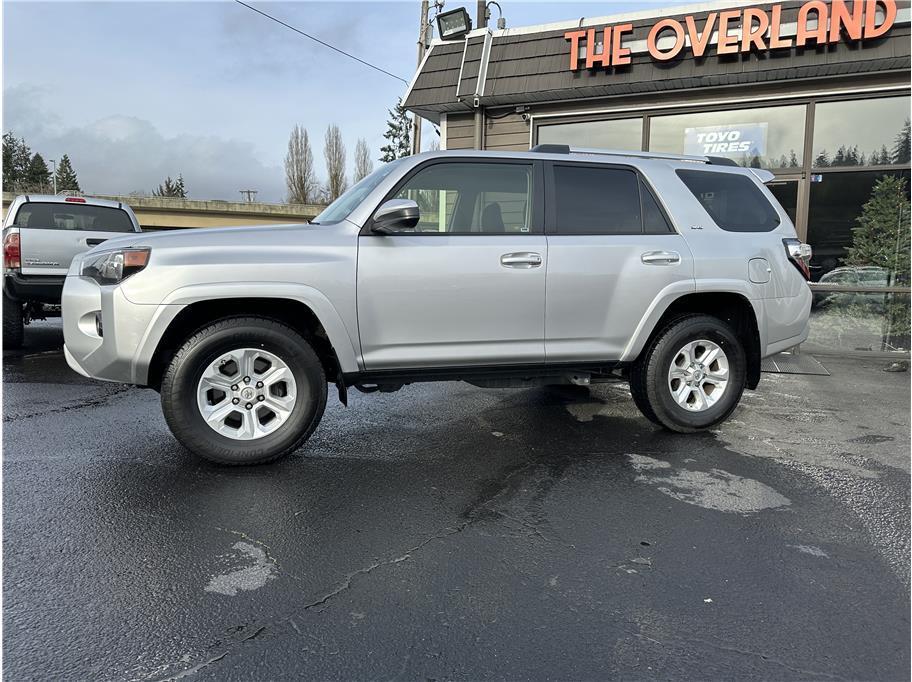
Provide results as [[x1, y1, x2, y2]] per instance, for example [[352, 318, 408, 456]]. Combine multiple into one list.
[[630, 314, 746, 433], [161, 316, 327, 465]]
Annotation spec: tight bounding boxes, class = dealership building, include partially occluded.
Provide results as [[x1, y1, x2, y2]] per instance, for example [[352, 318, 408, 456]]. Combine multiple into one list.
[[403, 0, 911, 281]]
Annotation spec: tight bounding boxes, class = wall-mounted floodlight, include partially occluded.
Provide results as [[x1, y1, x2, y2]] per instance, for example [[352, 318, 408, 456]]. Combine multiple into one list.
[[436, 7, 472, 40]]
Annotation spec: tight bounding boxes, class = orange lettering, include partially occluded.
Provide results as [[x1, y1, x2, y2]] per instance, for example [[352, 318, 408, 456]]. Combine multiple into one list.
[[612, 22, 633, 65], [797, 0, 829, 46], [769, 5, 794, 48], [585, 27, 611, 69], [564, 30, 587, 70], [685, 12, 717, 57], [742, 8, 770, 51], [830, 0, 864, 40], [717, 10, 742, 54], [648, 19, 686, 60], [864, 0, 897, 38]]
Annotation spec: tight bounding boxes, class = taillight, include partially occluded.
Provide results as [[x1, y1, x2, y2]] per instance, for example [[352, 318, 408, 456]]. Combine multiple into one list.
[[3, 232, 21, 271], [783, 238, 812, 281], [65, 197, 86, 203]]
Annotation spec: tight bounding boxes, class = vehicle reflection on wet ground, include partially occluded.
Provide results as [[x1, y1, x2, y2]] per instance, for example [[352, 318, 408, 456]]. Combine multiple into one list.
[[3, 321, 910, 680]]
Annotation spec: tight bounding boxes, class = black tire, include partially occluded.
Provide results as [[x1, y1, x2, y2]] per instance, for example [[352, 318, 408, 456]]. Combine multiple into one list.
[[629, 314, 746, 433], [161, 316, 327, 465], [3, 292, 24, 350]]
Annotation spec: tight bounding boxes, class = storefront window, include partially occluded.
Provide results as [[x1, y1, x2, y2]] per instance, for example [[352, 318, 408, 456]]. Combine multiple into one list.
[[537, 118, 643, 151], [812, 96, 911, 168], [806, 170, 910, 280], [805, 170, 910, 352], [649, 104, 806, 169]]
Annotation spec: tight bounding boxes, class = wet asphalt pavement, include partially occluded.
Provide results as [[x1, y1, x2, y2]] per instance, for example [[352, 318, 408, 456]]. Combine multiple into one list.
[[3, 321, 910, 681]]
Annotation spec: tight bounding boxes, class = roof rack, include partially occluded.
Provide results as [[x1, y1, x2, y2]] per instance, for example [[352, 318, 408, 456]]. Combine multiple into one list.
[[529, 144, 738, 166]]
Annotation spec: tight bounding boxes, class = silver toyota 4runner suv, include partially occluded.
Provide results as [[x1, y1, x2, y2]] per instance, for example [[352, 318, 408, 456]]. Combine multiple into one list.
[[62, 147, 812, 465]]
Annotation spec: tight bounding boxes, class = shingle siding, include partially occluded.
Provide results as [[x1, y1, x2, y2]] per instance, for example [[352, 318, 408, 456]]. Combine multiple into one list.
[[405, 0, 911, 117]]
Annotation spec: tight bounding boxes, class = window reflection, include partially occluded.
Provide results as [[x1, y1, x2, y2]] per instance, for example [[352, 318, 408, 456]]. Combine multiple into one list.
[[649, 105, 806, 169], [806, 170, 910, 281], [812, 96, 911, 168], [537, 118, 643, 151]]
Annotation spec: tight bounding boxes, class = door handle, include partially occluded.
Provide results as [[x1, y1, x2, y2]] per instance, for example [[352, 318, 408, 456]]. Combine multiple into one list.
[[641, 250, 680, 265], [500, 252, 542, 268], [86, 238, 107, 247]]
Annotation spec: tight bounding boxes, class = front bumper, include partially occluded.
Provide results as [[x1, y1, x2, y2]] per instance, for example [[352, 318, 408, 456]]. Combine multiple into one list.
[[62, 275, 183, 385]]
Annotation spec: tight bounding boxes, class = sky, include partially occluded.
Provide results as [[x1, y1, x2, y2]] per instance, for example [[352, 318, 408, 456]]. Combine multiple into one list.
[[3, 0, 678, 202]]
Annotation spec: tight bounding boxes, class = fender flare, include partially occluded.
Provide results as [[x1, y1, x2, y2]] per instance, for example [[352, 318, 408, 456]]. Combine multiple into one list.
[[620, 279, 763, 363], [133, 282, 360, 383]]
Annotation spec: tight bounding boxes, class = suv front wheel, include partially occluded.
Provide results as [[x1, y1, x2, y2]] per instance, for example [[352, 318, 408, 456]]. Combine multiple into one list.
[[161, 316, 327, 465], [630, 314, 746, 433]]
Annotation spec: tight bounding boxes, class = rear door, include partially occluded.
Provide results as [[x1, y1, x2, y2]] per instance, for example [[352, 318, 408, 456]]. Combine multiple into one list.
[[13, 200, 138, 276], [544, 161, 694, 362]]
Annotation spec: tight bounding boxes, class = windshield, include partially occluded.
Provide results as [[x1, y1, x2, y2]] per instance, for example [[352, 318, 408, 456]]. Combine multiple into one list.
[[312, 159, 405, 224]]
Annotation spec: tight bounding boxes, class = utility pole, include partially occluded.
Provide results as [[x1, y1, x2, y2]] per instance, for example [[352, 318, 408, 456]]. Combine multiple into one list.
[[477, 0, 488, 28], [49, 159, 57, 195], [411, 0, 430, 155]]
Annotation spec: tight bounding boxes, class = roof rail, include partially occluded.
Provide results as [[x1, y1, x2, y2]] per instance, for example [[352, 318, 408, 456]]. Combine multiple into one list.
[[530, 144, 741, 167]]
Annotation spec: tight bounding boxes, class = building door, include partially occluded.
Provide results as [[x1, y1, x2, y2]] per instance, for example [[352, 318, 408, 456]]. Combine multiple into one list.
[[357, 159, 546, 369], [766, 177, 801, 227]]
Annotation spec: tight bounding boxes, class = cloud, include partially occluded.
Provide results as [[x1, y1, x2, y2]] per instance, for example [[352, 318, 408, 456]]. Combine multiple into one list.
[[3, 85, 285, 202]]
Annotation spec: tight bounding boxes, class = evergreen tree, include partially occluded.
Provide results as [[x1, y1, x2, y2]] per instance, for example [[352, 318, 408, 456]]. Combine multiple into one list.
[[25, 153, 51, 190], [380, 97, 412, 162], [788, 150, 799, 168], [174, 174, 187, 198], [56, 154, 80, 192], [154, 175, 187, 198], [892, 118, 911, 165], [842, 175, 911, 348], [833, 146, 847, 166], [2, 133, 32, 189], [877, 145, 892, 165], [813, 150, 830, 168]]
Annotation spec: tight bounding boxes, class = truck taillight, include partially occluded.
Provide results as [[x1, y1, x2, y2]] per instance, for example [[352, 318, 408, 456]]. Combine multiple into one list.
[[3, 232, 21, 271], [783, 238, 812, 281]]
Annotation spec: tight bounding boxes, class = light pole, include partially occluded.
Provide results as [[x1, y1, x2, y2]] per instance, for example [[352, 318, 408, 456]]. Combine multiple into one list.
[[49, 159, 57, 195]]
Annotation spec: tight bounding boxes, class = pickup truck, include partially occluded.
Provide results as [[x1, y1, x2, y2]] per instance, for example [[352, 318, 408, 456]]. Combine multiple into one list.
[[3, 195, 141, 348]]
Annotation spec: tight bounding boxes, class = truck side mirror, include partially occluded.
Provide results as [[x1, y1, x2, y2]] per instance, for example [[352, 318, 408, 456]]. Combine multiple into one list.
[[370, 199, 420, 235]]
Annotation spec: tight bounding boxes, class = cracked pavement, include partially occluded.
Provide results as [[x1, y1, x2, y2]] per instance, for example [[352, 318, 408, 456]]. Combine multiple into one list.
[[3, 321, 910, 680]]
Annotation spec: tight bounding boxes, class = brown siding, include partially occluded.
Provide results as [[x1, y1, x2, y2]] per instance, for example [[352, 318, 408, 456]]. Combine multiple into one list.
[[484, 113, 531, 151], [445, 113, 475, 150], [405, 0, 912, 115]]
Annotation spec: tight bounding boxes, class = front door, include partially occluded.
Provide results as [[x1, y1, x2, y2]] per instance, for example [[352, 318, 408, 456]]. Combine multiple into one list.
[[357, 159, 546, 369], [544, 161, 695, 362]]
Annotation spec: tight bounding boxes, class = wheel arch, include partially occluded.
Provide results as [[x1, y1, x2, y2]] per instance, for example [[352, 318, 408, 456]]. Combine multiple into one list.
[[144, 294, 358, 391], [630, 291, 762, 389]]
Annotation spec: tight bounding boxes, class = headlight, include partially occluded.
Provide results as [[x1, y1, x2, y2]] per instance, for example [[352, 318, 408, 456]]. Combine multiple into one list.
[[81, 248, 150, 285]]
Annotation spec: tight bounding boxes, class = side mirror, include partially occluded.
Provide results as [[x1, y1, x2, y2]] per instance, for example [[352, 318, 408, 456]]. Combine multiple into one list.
[[371, 199, 420, 235]]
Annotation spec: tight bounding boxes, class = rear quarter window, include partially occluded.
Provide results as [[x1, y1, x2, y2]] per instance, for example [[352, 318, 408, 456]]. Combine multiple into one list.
[[12, 203, 135, 233], [676, 169, 780, 232]]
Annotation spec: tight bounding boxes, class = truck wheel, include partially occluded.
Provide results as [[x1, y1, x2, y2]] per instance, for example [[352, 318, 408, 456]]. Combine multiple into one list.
[[630, 314, 746, 433], [3, 293, 24, 350], [161, 316, 327, 465]]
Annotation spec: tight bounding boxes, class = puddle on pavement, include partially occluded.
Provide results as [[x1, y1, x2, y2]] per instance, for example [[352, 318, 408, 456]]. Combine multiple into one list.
[[627, 454, 791, 514], [205, 541, 276, 596]]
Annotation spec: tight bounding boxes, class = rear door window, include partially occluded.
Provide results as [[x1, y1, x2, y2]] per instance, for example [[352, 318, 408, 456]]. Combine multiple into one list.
[[550, 164, 642, 234], [676, 169, 780, 232], [13, 203, 135, 232]]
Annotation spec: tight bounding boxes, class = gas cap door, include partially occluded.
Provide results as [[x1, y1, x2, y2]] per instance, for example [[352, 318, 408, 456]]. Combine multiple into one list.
[[749, 258, 771, 284]]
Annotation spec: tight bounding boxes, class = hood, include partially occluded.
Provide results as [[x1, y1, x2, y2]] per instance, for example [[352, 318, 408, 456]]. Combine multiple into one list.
[[86, 221, 352, 252]]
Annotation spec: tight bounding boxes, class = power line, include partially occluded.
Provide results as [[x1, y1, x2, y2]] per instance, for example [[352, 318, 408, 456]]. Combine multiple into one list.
[[233, 0, 409, 85]]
